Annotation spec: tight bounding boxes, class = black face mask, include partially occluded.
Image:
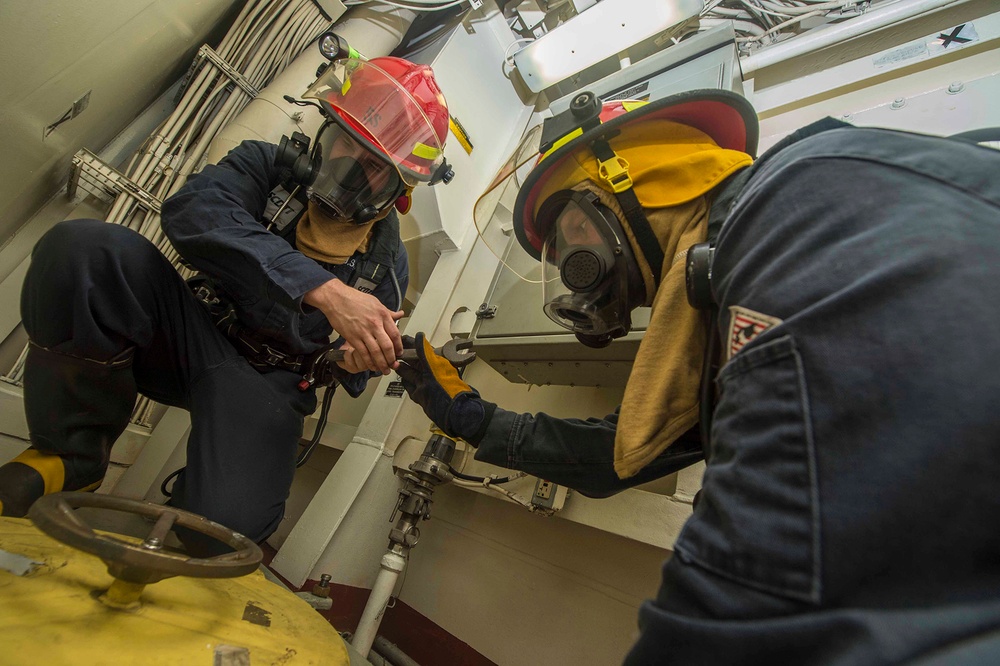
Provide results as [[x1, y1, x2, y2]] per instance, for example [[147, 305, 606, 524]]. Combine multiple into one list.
[[307, 122, 404, 225], [538, 190, 645, 346]]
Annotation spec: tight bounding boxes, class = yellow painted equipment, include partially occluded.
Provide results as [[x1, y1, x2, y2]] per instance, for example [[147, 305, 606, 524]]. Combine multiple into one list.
[[0, 494, 349, 665]]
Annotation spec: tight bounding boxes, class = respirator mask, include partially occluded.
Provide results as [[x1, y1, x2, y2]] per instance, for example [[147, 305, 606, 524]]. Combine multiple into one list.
[[538, 189, 639, 348], [307, 121, 405, 224]]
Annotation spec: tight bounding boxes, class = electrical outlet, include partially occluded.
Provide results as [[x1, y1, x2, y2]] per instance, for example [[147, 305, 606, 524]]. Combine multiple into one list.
[[532, 478, 557, 510]]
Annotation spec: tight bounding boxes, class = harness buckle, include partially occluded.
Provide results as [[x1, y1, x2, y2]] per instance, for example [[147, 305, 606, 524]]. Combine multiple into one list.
[[598, 154, 632, 193], [261, 344, 287, 367]]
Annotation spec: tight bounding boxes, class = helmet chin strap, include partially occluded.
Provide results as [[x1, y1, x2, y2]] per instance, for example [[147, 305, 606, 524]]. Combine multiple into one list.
[[590, 138, 665, 289]]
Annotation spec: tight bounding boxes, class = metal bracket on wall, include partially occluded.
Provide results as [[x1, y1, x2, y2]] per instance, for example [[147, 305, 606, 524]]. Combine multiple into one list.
[[43, 90, 92, 140], [68, 149, 162, 213], [194, 45, 260, 99]]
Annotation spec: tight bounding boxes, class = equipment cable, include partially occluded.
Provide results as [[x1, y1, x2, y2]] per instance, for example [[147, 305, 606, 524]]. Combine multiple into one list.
[[297, 266, 403, 470], [451, 469, 517, 484], [297, 380, 337, 468], [160, 467, 184, 498]]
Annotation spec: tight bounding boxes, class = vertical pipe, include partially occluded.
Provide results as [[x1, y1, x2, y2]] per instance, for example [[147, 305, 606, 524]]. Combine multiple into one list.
[[352, 550, 407, 658]]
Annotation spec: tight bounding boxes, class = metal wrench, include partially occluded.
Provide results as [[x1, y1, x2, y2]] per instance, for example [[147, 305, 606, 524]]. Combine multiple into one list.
[[321, 337, 477, 369]]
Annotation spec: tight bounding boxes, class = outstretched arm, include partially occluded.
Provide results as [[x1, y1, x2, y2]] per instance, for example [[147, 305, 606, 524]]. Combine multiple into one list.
[[396, 332, 703, 497], [330, 238, 410, 392]]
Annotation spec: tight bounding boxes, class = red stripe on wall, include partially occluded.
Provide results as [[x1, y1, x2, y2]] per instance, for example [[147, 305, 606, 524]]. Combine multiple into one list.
[[261, 544, 496, 665]]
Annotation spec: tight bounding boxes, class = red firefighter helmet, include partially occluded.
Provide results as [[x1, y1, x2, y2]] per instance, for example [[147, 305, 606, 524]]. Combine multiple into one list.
[[304, 56, 449, 186]]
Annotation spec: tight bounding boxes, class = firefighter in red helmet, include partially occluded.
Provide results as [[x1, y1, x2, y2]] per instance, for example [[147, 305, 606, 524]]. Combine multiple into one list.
[[0, 50, 452, 558]]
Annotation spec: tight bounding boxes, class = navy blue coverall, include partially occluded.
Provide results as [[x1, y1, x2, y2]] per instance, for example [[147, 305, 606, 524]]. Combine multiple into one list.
[[19, 140, 407, 551], [624, 121, 1000, 665]]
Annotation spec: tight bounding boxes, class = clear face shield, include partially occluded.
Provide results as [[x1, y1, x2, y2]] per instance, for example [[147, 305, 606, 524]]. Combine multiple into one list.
[[472, 124, 546, 282], [308, 121, 404, 222], [538, 190, 636, 347]]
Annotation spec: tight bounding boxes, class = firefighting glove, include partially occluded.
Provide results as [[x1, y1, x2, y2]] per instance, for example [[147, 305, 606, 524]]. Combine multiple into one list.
[[396, 333, 495, 445]]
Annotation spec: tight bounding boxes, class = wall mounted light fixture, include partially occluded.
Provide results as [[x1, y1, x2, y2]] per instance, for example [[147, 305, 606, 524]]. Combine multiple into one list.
[[512, 0, 704, 93]]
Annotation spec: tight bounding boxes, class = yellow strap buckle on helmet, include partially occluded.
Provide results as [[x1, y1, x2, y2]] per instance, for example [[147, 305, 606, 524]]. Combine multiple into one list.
[[598, 153, 633, 193]]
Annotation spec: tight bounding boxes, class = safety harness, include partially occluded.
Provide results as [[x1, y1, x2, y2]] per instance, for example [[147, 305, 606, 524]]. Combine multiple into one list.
[[190, 201, 401, 383]]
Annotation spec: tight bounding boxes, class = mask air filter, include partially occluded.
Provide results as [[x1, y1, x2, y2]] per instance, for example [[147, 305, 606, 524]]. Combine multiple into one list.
[[560, 249, 606, 292]]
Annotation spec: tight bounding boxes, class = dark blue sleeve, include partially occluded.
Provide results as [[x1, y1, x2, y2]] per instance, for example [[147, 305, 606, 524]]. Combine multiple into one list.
[[161, 140, 333, 311], [474, 406, 702, 496], [336, 237, 410, 397]]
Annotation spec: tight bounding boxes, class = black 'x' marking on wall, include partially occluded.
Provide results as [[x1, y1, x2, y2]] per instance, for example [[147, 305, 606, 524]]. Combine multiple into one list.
[[938, 24, 971, 47]]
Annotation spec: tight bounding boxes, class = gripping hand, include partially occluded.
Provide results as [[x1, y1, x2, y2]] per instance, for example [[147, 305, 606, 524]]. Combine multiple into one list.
[[396, 333, 493, 444]]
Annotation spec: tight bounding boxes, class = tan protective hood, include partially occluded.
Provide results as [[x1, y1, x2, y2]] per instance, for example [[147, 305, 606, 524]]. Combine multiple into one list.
[[296, 200, 384, 264], [615, 197, 709, 478], [577, 185, 709, 478]]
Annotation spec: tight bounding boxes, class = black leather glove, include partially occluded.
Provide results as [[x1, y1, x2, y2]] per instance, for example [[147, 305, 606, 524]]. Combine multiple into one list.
[[396, 333, 494, 444]]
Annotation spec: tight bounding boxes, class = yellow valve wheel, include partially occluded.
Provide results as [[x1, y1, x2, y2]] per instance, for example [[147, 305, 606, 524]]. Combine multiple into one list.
[[0, 494, 350, 665], [29, 492, 261, 585]]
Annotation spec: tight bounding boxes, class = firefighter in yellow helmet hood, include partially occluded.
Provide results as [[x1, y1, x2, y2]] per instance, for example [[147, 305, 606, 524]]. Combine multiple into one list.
[[398, 88, 1000, 663]]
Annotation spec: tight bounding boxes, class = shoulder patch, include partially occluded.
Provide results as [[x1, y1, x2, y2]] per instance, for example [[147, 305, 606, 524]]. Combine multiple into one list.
[[727, 305, 783, 360]]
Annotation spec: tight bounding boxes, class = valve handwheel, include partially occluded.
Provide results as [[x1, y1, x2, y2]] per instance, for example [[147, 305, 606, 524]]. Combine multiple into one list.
[[28, 492, 262, 586]]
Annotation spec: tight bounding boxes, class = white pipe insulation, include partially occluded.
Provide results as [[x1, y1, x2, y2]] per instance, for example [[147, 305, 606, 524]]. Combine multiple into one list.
[[740, 0, 969, 75], [206, 3, 419, 163], [351, 551, 407, 658]]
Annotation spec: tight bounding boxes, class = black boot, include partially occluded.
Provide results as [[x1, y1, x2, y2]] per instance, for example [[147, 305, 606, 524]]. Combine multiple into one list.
[[0, 342, 137, 517]]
